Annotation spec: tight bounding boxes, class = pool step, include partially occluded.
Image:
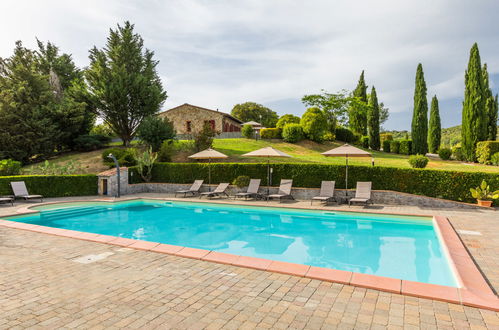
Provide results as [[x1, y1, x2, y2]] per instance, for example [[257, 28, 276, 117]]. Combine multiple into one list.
[[40, 206, 110, 220]]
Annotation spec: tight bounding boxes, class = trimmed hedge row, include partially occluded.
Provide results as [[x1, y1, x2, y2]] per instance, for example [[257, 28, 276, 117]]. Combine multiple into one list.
[[0, 175, 98, 197], [130, 163, 499, 203]]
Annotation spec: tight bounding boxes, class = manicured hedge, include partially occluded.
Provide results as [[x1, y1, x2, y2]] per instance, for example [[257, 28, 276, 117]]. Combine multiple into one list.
[[382, 140, 391, 153], [260, 128, 281, 139], [476, 141, 499, 164], [390, 140, 400, 154], [130, 163, 499, 203], [0, 175, 97, 197], [399, 140, 413, 155]]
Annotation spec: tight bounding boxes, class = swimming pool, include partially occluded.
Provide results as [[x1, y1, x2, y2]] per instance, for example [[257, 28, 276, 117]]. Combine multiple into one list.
[[5, 199, 458, 287]]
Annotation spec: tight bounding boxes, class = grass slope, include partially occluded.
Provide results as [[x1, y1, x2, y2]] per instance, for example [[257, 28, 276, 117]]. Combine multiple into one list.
[[22, 138, 499, 174]]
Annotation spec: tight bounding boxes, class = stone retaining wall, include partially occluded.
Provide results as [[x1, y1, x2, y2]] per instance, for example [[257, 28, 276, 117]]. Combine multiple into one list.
[[126, 182, 484, 209]]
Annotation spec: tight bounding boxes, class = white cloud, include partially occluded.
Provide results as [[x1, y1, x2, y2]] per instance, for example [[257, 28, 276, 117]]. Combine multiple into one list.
[[1, 0, 498, 129]]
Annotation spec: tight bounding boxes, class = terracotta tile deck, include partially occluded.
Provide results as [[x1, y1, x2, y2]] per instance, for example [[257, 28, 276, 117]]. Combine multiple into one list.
[[0, 194, 498, 328]]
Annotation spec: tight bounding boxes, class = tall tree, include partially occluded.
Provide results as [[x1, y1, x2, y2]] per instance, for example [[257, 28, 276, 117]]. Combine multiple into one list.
[[483, 63, 498, 140], [411, 63, 429, 155], [0, 42, 60, 162], [36, 40, 95, 150], [462, 43, 485, 161], [428, 96, 441, 153], [276, 114, 300, 129], [85, 21, 167, 146], [349, 71, 368, 135], [230, 102, 278, 127], [300, 107, 328, 142], [490, 95, 499, 140], [367, 86, 380, 150]]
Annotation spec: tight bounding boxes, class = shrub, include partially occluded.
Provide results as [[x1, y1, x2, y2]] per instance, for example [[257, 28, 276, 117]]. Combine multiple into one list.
[[361, 136, 369, 148], [491, 152, 499, 166], [476, 141, 499, 164], [282, 124, 304, 143], [390, 140, 400, 154], [136, 116, 176, 152], [0, 159, 22, 176], [0, 175, 97, 197], [438, 148, 452, 160], [232, 175, 250, 188], [301, 107, 327, 142], [134, 148, 157, 182], [90, 123, 115, 137], [408, 155, 429, 168], [129, 162, 499, 203], [101, 148, 137, 167], [260, 128, 281, 139], [193, 122, 217, 151], [73, 134, 111, 151], [323, 132, 335, 141], [242, 124, 254, 139], [380, 133, 393, 142], [335, 127, 357, 143], [452, 146, 466, 161], [382, 140, 391, 153], [399, 140, 413, 155], [276, 114, 300, 129]]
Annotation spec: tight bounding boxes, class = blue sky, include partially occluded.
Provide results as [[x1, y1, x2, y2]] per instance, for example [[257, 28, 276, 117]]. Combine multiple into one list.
[[1, 0, 498, 130]]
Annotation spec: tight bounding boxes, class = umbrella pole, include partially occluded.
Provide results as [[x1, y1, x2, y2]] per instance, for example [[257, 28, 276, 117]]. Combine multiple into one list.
[[208, 158, 211, 192], [267, 157, 270, 195], [345, 155, 348, 198]]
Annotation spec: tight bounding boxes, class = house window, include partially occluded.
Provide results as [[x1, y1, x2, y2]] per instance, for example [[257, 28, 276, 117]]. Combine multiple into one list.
[[204, 120, 215, 130], [186, 121, 191, 132], [223, 123, 229, 132]]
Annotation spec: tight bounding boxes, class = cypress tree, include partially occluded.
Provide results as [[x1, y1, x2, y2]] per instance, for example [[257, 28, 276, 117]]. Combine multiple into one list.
[[353, 70, 368, 103], [367, 86, 380, 150], [411, 63, 428, 155], [483, 64, 498, 140], [462, 43, 485, 161], [428, 95, 441, 153], [489, 95, 498, 140], [350, 71, 368, 135]]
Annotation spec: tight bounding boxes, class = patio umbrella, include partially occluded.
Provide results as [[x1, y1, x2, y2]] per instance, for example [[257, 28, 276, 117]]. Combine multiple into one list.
[[188, 148, 228, 191], [321, 144, 371, 196], [242, 147, 291, 194]]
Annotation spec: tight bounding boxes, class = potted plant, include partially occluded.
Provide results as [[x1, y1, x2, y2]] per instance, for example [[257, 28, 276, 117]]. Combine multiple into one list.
[[470, 180, 499, 207]]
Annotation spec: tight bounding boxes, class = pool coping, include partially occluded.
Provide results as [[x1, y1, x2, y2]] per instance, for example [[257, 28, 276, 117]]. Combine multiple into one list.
[[0, 197, 497, 311]]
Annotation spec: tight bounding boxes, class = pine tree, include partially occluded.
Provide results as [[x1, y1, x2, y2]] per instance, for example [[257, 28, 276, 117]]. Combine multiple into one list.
[[85, 21, 167, 146], [349, 71, 368, 135], [462, 43, 485, 161], [367, 86, 380, 150], [0, 42, 60, 162], [428, 96, 441, 153], [483, 64, 498, 141], [411, 63, 428, 155]]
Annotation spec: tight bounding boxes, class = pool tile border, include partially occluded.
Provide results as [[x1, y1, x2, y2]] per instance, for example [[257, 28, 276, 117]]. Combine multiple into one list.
[[0, 200, 497, 311]]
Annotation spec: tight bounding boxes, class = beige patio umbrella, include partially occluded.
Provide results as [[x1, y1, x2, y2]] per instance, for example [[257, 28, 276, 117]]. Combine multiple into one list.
[[322, 144, 371, 196], [188, 148, 228, 191], [242, 147, 291, 194]]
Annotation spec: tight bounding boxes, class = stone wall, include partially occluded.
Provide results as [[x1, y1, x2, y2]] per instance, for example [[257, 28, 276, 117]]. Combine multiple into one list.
[[126, 182, 484, 209], [158, 104, 241, 135]]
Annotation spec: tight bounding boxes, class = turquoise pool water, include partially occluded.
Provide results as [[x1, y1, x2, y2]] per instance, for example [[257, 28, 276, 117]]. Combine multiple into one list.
[[5, 200, 458, 287]]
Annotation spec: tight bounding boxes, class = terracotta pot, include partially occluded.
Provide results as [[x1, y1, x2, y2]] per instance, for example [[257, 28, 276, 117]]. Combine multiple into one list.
[[477, 200, 493, 207]]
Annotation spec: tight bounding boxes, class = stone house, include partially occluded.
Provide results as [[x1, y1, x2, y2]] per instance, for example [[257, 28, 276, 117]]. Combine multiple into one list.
[[158, 103, 242, 136]]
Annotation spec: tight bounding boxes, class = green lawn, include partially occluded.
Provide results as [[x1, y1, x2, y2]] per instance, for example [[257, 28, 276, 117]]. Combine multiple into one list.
[[21, 138, 499, 174], [211, 139, 499, 173]]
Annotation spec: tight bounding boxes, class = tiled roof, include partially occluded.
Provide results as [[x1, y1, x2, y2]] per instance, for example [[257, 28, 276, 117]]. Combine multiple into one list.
[[98, 167, 128, 177]]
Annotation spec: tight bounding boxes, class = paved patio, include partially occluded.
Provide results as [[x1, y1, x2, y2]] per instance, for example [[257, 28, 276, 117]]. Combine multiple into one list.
[[1, 194, 498, 329]]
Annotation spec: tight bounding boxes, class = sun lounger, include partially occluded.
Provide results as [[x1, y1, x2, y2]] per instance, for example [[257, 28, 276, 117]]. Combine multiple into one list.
[[311, 181, 336, 205], [0, 196, 14, 206], [200, 183, 230, 198], [267, 179, 294, 202], [348, 182, 373, 206], [10, 182, 43, 202], [234, 179, 262, 200], [175, 180, 204, 197]]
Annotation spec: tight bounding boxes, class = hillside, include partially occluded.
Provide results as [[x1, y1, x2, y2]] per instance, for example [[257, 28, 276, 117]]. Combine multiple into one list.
[[22, 138, 499, 174]]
